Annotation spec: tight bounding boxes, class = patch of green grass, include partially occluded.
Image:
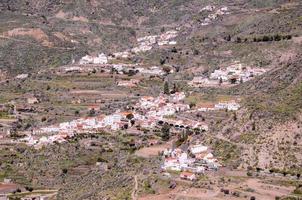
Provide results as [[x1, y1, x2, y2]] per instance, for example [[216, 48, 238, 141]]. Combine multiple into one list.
[[142, 180, 156, 194], [212, 139, 241, 168], [272, 83, 302, 117], [238, 133, 258, 144], [185, 93, 237, 106], [0, 111, 11, 119], [293, 187, 302, 195], [245, 82, 302, 120]]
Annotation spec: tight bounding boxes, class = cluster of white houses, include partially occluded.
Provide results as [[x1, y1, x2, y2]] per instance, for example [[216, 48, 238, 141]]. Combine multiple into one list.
[[79, 53, 108, 65], [133, 30, 178, 53], [76, 29, 178, 65], [200, 5, 230, 26], [196, 100, 240, 112], [20, 92, 208, 148], [59, 63, 170, 77], [189, 62, 268, 87], [162, 144, 221, 181], [135, 92, 208, 131]]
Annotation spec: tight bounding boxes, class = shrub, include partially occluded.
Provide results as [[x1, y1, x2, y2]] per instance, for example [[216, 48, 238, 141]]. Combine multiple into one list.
[[293, 186, 302, 195], [160, 58, 166, 65], [171, 47, 177, 53], [236, 37, 242, 43], [225, 35, 231, 41], [189, 102, 196, 108], [163, 66, 171, 74], [164, 81, 170, 95], [25, 186, 34, 192], [273, 34, 281, 41], [193, 49, 199, 55], [262, 35, 270, 42], [41, 117, 47, 122], [256, 167, 262, 172], [88, 108, 96, 117], [161, 123, 170, 141], [126, 113, 134, 120]]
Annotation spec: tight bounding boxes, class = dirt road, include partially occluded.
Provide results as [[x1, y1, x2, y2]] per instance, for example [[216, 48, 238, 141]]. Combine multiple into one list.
[[131, 175, 138, 200]]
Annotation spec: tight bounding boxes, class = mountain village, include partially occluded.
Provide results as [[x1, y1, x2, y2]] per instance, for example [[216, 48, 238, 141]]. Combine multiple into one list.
[[1, 1, 301, 199]]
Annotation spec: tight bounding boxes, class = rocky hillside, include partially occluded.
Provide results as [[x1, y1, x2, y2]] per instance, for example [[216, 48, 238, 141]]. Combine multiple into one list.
[[0, 0, 302, 186], [1, 0, 301, 75]]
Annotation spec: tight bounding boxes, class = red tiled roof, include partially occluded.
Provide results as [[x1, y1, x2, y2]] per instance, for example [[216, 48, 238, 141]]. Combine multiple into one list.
[[180, 171, 194, 177], [198, 103, 215, 108]]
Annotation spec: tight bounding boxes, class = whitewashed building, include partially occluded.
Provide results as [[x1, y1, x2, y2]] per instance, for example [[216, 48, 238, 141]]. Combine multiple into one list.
[[79, 53, 108, 64]]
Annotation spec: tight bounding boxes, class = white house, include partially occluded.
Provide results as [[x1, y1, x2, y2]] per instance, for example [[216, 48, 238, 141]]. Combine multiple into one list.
[[227, 102, 240, 111], [103, 114, 122, 127], [180, 172, 196, 181], [215, 101, 240, 111], [190, 144, 208, 154], [16, 74, 29, 79], [94, 53, 108, 64], [79, 53, 108, 64], [169, 92, 186, 102], [27, 97, 39, 104], [162, 157, 181, 171], [113, 51, 131, 59], [179, 152, 188, 165], [200, 5, 215, 12], [168, 41, 177, 45]]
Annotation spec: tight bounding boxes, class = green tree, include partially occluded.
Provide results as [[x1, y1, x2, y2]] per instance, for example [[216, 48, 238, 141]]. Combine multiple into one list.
[[219, 77, 223, 84], [226, 35, 231, 41], [88, 108, 96, 117], [172, 83, 179, 93], [160, 58, 166, 65], [262, 35, 270, 42], [126, 113, 134, 120], [62, 168, 68, 174], [164, 81, 170, 95], [161, 123, 170, 141], [230, 77, 237, 84], [274, 34, 281, 41], [193, 49, 199, 55], [163, 66, 171, 74]]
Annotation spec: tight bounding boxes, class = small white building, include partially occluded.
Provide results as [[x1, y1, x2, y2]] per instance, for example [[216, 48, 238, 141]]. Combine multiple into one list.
[[27, 97, 39, 104], [190, 144, 208, 154], [162, 157, 181, 171], [180, 172, 197, 181], [79, 53, 108, 64], [16, 74, 29, 79], [103, 114, 122, 127], [169, 92, 186, 102], [214, 101, 240, 111]]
